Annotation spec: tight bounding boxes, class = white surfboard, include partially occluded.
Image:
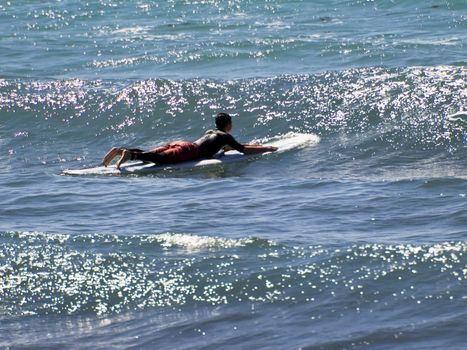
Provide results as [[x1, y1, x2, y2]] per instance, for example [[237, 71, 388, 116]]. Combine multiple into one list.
[[62, 132, 319, 176]]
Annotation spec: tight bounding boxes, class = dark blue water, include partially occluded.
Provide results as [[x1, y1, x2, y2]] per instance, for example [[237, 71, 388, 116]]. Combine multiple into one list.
[[0, 1, 466, 349]]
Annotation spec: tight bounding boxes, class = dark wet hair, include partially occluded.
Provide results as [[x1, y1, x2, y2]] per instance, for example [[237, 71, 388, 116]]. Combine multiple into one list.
[[215, 112, 232, 131]]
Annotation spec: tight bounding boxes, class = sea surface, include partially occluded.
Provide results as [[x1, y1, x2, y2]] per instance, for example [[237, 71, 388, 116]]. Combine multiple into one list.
[[1, 1, 466, 349]]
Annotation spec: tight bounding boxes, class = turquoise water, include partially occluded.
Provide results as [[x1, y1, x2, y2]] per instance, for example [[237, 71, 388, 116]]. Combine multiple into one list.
[[1, 1, 466, 349]]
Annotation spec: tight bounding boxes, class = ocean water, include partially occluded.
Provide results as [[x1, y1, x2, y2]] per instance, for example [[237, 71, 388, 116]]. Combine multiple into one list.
[[0, 1, 466, 349]]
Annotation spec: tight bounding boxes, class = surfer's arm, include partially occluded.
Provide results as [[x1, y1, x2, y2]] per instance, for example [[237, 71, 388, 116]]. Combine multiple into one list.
[[241, 144, 278, 154], [223, 134, 277, 154], [223, 143, 277, 154]]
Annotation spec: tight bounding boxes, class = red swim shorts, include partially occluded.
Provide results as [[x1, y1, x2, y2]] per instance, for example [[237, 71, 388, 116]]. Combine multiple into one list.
[[148, 141, 200, 164]]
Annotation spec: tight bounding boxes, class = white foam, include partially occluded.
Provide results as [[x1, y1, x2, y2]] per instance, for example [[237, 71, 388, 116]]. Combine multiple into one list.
[[111, 26, 150, 35], [447, 111, 466, 123], [145, 233, 256, 251]]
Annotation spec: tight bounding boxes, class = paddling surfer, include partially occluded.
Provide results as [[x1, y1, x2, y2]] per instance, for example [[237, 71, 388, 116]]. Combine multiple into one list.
[[102, 113, 278, 169]]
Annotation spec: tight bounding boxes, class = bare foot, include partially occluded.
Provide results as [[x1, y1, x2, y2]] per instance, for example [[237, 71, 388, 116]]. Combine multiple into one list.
[[102, 147, 121, 167], [116, 150, 131, 170]]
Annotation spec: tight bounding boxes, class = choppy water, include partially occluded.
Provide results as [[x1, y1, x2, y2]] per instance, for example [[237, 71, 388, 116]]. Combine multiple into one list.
[[1, 1, 466, 349]]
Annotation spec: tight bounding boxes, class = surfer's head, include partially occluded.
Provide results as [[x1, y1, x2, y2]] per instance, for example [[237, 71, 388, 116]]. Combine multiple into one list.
[[215, 112, 232, 132]]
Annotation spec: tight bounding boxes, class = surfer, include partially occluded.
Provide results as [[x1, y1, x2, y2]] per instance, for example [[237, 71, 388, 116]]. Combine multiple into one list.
[[102, 113, 278, 169]]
